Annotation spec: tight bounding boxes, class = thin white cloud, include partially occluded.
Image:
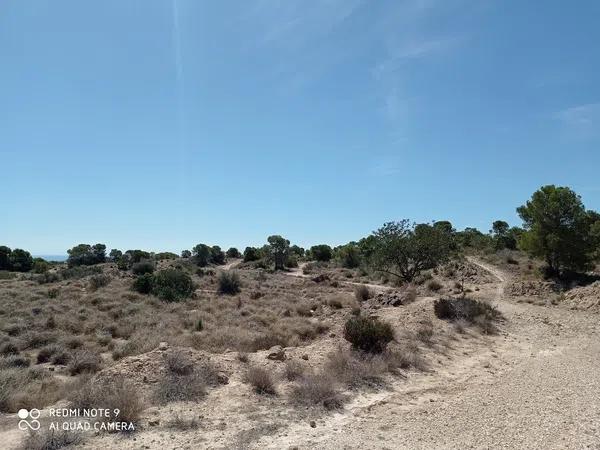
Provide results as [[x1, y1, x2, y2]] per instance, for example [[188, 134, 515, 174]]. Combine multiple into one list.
[[554, 103, 600, 140]]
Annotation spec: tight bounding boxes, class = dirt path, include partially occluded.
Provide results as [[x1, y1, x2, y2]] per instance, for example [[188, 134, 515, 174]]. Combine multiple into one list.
[[286, 262, 394, 292], [254, 259, 600, 449]]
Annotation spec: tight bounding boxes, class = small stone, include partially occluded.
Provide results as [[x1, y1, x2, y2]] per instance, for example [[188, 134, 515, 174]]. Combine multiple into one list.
[[148, 419, 160, 426], [267, 346, 286, 361], [310, 420, 316, 428], [217, 372, 229, 384], [158, 342, 168, 351], [301, 354, 309, 360]]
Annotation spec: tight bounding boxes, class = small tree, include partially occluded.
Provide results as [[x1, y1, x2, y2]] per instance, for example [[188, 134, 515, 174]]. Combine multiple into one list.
[[226, 247, 241, 259], [267, 235, 289, 270], [370, 220, 452, 283], [67, 244, 107, 267], [109, 249, 122, 262], [310, 245, 333, 262], [491, 220, 517, 250], [181, 250, 192, 259], [338, 244, 361, 268], [10, 249, 33, 272], [243, 247, 260, 262], [517, 185, 594, 276], [192, 244, 211, 267], [0, 246, 12, 270], [210, 246, 225, 265]]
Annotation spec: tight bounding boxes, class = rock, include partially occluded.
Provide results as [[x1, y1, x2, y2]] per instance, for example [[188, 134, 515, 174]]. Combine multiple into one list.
[[148, 419, 160, 426], [267, 345, 286, 361], [301, 354, 309, 360], [158, 342, 168, 351], [310, 420, 316, 428], [217, 372, 229, 385], [311, 274, 330, 283]]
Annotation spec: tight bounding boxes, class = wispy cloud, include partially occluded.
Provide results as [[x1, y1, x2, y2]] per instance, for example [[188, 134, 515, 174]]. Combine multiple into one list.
[[554, 103, 600, 140]]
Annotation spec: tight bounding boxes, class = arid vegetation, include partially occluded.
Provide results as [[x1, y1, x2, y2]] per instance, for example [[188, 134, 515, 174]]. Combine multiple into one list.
[[0, 185, 599, 449]]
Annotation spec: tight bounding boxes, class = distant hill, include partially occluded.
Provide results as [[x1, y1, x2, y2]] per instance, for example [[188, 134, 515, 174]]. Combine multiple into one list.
[[35, 255, 68, 262]]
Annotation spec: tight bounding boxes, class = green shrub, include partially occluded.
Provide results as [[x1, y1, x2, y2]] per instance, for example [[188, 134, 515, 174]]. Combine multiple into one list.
[[310, 244, 333, 262], [226, 247, 241, 258], [243, 247, 260, 262], [9, 249, 33, 272], [343, 316, 394, 353], [132, 260, 155, 275], [60, 265, 101, 280], [32, 259, 50, 274], [217, 271, 241, 295], [152, 269, 194, 302], [133, 273, 154, 294]]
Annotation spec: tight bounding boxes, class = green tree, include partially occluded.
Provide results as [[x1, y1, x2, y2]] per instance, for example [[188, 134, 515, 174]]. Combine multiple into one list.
[[210, 246, 225, 265], [181, 250, 192, 258], [0, 246, 11, 270], [267, 235, 290, 270], [491, 220, 517, 250], [310, 244, 333, 262], [10, 249, 33, 272], [109, 249, 122, 262], [338, 244, 361, 268], [517, 185, 594, 276], [370, 220, 452, 282], [290, 245, 305, 258], [243, 246, 260, 262], [192, 244, 211, 267], [226, 247, 241, 259]]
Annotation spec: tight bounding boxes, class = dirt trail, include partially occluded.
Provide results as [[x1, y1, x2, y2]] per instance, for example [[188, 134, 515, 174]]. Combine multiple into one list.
[[286, 262, 394, 292], [254, 259, 600, 449]]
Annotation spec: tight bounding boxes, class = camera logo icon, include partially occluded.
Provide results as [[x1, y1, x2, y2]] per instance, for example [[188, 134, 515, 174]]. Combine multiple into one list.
[[18, 409, 41, 431]]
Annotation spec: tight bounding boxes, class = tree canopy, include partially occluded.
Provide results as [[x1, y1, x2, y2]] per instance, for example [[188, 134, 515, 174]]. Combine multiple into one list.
[[517, 185, 596, 276]]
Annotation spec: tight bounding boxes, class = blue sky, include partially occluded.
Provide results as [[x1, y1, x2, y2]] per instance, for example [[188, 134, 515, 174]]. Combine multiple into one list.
[[2, 0, 599, 254]]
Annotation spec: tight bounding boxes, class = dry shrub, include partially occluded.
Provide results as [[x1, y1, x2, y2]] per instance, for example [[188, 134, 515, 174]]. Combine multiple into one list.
[[325, 348, 388, 387], [244, 366, 276, 395], [354, 285, 372, 302], [401, 285, 417, 303], [283, 359, 306, 381], [415, 319, 434, 344], [433, 297, 501, 334], [67, 349, 102, 375], [89, 274, 111, 291], [289, 373, 343, 410], [69, 376, 143, 431], [166, 414, 200, 430], [112, 333, 159, 360], [217, 271, 241, 295], [387, 341, 427, 371], [0, 341, 19, 356], [37, 344, 62, 363], [20, 429, 82, 450], [426, 279, 443, 292], [155, 352, 220, 404], [0, 368, 68, 413], [0, 354, 30, 368]]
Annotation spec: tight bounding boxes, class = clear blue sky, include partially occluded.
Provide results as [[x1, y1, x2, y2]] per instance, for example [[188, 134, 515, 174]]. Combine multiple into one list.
[[2, 0, 599, 255]]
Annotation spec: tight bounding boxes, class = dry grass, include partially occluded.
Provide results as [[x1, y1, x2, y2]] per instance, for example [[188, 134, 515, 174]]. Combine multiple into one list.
[[289, 372, 344, 410], [20, 429, 82, 450], [155, 350, 220, 404], [69, 375, 143, 431], [245, 366, 277, 395]]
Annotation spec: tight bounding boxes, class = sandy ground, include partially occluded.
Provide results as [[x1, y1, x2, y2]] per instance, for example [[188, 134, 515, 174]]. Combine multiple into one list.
[[3, 259, 599, 449], [251, 259, 600, 449]]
